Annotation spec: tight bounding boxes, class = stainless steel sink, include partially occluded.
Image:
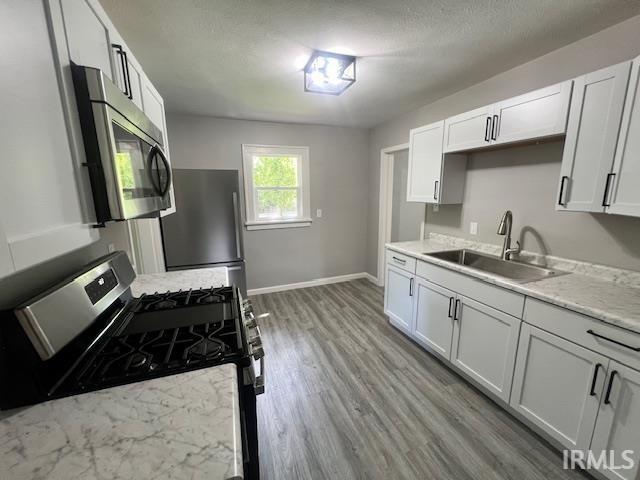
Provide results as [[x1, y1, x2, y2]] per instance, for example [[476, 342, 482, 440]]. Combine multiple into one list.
[[424, 249, 567, 283]]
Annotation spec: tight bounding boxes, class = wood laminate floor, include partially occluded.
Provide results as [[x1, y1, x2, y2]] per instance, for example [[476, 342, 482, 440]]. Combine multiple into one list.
[[250, 279, 587, 480]]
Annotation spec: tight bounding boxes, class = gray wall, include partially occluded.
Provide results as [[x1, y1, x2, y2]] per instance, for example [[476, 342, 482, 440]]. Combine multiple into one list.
[[165, 114, 370, 290], [368, 15, 640, 276], [390, 150, 424, 242]]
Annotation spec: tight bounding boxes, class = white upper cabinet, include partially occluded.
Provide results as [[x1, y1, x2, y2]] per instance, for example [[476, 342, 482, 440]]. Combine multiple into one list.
[[0, 0, 99, 277], [556, 61, 631, 213], [492, 81, 572, 146], [608, 57, 640, 218], [442, 81, 572, 154], [407, 122, 445, 202], [59, 0, 114, 81], [407, 121, 466, 204], [510, 323, 608, 451], [443, 105, 494, 152], [590, 362, 640, 480]]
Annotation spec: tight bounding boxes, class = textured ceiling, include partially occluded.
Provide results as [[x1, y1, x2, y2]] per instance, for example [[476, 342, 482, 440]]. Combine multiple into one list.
[[99, 0, 640, 127]]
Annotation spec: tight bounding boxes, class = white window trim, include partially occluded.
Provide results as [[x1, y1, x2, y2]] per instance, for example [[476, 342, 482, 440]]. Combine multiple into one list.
[[242, 144, 312, 230]]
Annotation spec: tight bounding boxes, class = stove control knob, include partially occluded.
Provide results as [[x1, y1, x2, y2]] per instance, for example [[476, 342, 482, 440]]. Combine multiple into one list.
[[252, 345, 265, 360], [245, 318, 257, 328], [242, 300, 253, 314], [249, 334, 262, 348]]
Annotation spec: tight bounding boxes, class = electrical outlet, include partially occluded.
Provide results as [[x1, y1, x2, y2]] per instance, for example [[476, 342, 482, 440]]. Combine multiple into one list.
[[316, 209, 322, 218], [470, 222, 478, 235], [433, 204, 439, 212], [107, 243, 115, 253]]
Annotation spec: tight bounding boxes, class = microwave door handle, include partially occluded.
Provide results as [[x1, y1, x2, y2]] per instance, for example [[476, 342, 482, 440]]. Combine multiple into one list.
[[146, 145, 172, 197], [156, 147, 172, 197], [146, 145, 163, 196]]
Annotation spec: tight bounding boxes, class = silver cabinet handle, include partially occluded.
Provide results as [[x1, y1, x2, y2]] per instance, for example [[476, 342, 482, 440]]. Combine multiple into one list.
[[433, 180, 439, 200], [392, 256, 406, 265], [409, 278, 414, 296], [454, 299, 461, 320]]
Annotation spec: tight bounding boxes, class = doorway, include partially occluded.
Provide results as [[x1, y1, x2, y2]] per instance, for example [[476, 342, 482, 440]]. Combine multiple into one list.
[[377, 143, 425, 286]]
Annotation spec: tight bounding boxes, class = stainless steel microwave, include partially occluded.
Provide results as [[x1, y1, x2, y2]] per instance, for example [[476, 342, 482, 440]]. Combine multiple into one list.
[[71, 64, 171, 223]]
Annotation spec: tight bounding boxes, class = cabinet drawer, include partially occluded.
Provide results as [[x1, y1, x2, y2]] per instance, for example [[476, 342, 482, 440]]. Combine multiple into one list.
[[386, 250, 417, 273], [416, 260, 524, 318], [524, 298, 640, 371]]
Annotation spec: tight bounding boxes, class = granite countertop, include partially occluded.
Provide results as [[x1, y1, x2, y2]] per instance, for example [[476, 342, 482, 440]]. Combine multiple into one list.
[[0, 364, 243, 480], [387, 237, 640, 334], [131, 267, 229, 296]]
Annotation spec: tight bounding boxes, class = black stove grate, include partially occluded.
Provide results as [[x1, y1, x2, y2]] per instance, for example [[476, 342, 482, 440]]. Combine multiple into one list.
[[135, 286, 230, 312], [71, 286, 244, 389]]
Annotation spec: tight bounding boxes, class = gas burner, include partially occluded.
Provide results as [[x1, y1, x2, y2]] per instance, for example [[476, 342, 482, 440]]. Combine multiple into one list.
[[129, 352, 149, 369], [186, 336, 226, 360]]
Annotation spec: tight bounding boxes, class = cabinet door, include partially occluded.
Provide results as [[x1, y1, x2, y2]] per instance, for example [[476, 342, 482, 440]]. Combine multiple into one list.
[[590, 363, 640, 480], [511, 324, 608, 450], [451, 297, 520, 402], [0, 0, 99, 272], [384, 264, 414, 335], [493, 81, 572, 146], [443, 105, 493, 153], [412, 278, 455, 360], [407, 121, 444, 203], [126, 57, 144, 110], [59, 0, 114, 81], [557, 62, 631, 213], [609, 57, 640, 218]]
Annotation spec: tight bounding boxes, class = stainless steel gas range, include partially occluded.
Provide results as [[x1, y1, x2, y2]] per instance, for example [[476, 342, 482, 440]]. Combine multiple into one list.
[[0, 251, 264, 479]]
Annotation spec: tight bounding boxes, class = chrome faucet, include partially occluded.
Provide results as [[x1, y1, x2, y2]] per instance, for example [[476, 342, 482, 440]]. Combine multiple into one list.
[[497, 210, 521, 260]]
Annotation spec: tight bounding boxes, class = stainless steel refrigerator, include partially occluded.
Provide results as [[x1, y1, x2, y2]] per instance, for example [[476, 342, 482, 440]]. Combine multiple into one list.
[[160, 169, 246, 295]]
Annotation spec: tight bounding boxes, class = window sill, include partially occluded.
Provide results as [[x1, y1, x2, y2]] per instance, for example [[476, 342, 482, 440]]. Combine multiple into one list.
[[245, 219, 312, 231]]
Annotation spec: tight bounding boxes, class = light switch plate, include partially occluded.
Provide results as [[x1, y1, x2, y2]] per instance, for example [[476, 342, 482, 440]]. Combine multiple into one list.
[[107, 243, 115, 253], [470, 222, 478, 235], [316, 209, 322, 218]]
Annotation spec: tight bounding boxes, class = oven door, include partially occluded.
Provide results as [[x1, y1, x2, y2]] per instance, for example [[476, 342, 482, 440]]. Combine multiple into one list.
[[93, 103, 172, 220]]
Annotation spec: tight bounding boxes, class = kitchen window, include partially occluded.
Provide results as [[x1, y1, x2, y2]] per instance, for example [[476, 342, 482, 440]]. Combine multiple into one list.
[[242, 144, 311, 230]]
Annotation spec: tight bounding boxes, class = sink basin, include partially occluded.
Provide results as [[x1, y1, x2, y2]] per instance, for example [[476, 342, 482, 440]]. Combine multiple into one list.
[[424, 249, 566, 283]]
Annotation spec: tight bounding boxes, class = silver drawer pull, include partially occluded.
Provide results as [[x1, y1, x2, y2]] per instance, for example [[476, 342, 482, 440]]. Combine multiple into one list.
[[392, 256, 406, 265], [587, 329, 640, 352]]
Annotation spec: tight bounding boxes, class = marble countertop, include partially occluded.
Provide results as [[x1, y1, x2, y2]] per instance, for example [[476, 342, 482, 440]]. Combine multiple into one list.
[[131, 267, 229, 297], [387, 238, 640, 334], [0, 364, 244, 480]]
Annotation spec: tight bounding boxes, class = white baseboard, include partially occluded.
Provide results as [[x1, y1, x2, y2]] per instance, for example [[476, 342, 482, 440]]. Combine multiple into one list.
[[247, 272, 377, 296]]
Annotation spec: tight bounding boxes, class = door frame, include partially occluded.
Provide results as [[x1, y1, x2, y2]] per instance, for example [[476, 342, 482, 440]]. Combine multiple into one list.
[[377, 143, 413, 286]]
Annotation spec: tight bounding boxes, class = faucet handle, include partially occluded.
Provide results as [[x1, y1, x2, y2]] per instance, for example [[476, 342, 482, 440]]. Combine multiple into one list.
[[509, 241, 521, 255]]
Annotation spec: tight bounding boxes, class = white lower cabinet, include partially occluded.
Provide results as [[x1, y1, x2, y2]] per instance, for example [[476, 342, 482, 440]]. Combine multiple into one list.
[[411, 278, 455, 360], [510, 323, 607, 450], [385, 252, 640, 474], [451, 296, 521, 402], [384, 264, 415, 335], [591, 362, 640, 480]]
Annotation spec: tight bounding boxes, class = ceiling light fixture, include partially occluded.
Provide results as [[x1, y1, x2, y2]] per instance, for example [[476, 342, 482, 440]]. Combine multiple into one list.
[[304, 50, 356, 95]]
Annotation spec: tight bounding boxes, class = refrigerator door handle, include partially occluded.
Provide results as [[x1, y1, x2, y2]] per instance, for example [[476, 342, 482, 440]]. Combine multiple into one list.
[[232, 192, 243, 259]]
